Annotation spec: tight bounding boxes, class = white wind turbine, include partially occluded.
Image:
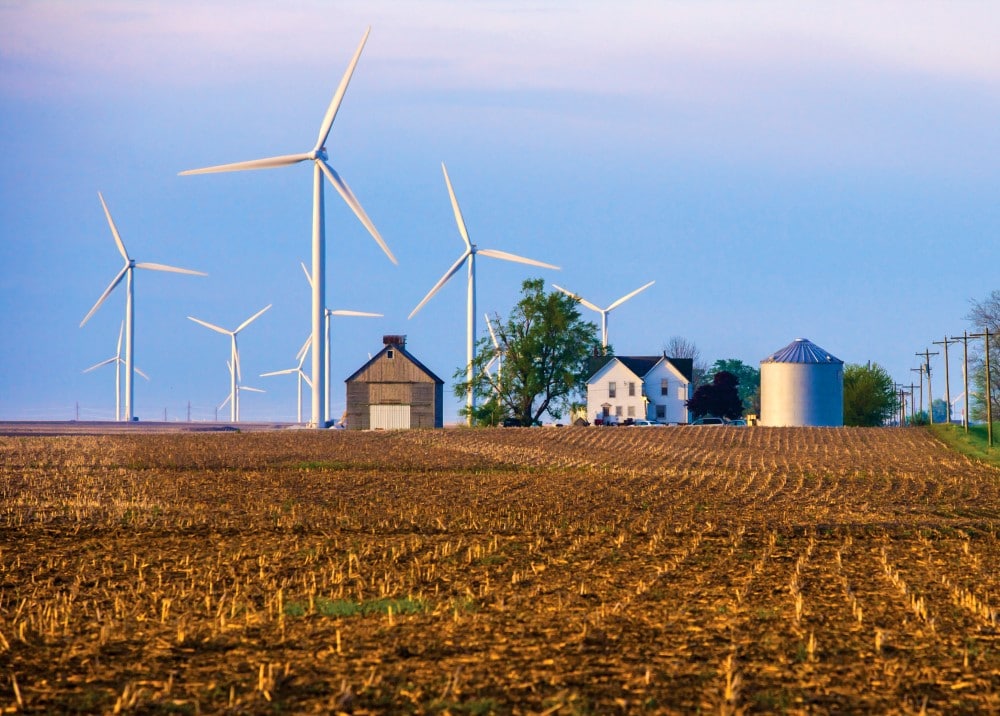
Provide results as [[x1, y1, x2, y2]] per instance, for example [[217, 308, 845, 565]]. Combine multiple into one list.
[[180, 27, 395, 428], [300, 262, 382, 418], [188, 305, 271, 422], [552, 280, 655, 351], [218, 360, 265, 421], [82, 321, 149, 421], [80, 192, 206, 421], [483, 313, 505, 394], [262, 336, 315, 424], [409, 163, 560, 424]]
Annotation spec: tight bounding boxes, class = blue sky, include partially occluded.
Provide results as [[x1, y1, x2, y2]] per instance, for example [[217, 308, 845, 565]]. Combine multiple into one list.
[[1, 1, 998, 423]]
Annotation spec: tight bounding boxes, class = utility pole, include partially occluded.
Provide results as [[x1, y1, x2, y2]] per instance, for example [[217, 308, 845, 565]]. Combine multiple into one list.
[[75, 401, 79, 421], [895, 384, 909, 426], [932, 337, 956, 425], [187, 401, 191, 422], [911, 368, 923, 419], [909, 382, 917, 421], [951, 331, 972, 433], [970, 327, 994, 448], [916, 349, 939, 424]]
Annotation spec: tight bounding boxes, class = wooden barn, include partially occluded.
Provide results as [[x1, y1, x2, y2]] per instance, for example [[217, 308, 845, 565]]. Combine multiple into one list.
[[344, 335, 444, 430]]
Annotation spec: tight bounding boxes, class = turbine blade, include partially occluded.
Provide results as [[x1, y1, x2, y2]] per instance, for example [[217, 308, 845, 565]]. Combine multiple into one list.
[[135, 367, 151, 381], [314, 27, 371, 153], [116, 321, 124, 357], [485, 313, 500, 348], [179, 152, 313, 176], [98, 192, 129, 261], [300, 372, 313, 389], [300, 261, 313, 289], [477, 248, 560, 270], [80, 265, 129, 327], [136, 262, 207, 276], [261, 368, 297, 377], [296, 334, 313, 363], [441, 163, 472, 250], [319, 160, 397, 264], [187, 316, 232, 336], [606, 280, 655, 312], [82, 357, 117, 373], [328, 309, 382, 318], [218, 394, 231, 411], [553, 284, 601, 314], [408, 251, 469, 319], [235, 304, 272, 333], [242, 386, 266, 394]]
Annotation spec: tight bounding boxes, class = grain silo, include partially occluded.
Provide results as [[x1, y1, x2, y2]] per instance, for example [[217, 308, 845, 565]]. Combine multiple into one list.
[[760, 338, 844, 427]]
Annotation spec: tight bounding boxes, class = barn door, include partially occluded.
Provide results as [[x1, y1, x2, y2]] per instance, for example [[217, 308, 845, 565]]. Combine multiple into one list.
[[370, 404, 411, 430]]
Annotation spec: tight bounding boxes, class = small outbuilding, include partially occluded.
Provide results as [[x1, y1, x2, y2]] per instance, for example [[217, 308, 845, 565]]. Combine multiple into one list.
[[759, 337, 843, 427], [345, 335, 444, 430]]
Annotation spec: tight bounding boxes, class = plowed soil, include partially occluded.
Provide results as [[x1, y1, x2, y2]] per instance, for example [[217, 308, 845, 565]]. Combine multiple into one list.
[[2, 427, 1000, 714]]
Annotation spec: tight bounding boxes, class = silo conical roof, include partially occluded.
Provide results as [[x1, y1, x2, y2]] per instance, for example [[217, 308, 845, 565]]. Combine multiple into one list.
[[762, 338, 843, 365]]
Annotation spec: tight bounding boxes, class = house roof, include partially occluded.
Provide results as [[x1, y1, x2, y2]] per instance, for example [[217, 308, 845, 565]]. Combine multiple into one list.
[[587, 354, 694, 383], [762, 338, 843, 365], [345, 343, 445, 384]]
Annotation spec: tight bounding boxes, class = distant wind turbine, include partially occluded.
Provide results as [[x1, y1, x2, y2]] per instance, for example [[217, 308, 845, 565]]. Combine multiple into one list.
[[483, 313, 504, 394], [80, 193, 206, 421], [552, 280, 655, 351], [300, 262, 382, 417], [262, 336, 315, 424], [82, 321, 149, 422], [218, 360, 265, 420], [409, 163, 559, 424], [188, 305, 271, 422], [180, 27, 395, 428]]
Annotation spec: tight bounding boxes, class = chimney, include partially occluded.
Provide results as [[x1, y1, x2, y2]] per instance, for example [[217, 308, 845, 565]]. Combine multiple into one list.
[[383, 335, 406, 348]]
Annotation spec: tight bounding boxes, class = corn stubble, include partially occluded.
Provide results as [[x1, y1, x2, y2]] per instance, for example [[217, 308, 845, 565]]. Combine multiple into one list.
[[1, 427, 1000, 713]]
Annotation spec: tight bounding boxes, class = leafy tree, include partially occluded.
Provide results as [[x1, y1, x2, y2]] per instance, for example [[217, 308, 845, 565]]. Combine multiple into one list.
[[453, 279, 601, 426], [705, 359, 760, 415], [843, 363, 899, 426], [686, 370, 743, 420], [966, 291, 1000, 422]]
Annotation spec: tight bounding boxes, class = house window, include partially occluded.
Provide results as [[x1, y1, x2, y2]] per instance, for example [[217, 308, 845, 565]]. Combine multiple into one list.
[[627, 406, 635, 417], [387, 349, 395, 359], [656, 405, 666, 420], [608, 381, 616, 398], [615, 405, 623, 417], [678, 385, 686, 400], [661, 378, 669, 396], [628, 382, 636, 397]]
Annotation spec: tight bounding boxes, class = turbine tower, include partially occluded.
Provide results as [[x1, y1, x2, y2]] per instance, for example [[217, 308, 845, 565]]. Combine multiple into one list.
[[552, 280, 655, 351], [80, 193, 206, 421], [218, 361, 265, 421], [180, 27, 396, 428], [409, 163, 559, 425], [188, 305, 271, 422], [82, 322, 149, 421]]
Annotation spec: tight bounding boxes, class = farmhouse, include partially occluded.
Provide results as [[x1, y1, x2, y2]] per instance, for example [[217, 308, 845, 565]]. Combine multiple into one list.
[[345, 335, 444, 430], [586, 354, 693, 424]]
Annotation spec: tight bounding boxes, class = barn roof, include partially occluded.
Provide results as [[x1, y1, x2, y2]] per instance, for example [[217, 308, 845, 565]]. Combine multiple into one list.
[[345, 343, 444, 384], [762, 338, 843, 365]]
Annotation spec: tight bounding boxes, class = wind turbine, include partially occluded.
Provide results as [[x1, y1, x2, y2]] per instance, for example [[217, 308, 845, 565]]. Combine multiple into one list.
[[80, 193, 206, 421], [218, 360, 265, 421], [483, 313, 504, 393], [300, 262, 382, 418], [552, 280, 655, 351], [409, 163, 560, 424], [188, 305, 271, 422], [262, 336, 315, 423], [180, 27, 396, 428], [82, 322, 149, 421]]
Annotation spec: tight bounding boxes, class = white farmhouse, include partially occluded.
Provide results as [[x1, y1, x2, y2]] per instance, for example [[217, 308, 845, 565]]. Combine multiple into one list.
[[586, 355, 693, 425]]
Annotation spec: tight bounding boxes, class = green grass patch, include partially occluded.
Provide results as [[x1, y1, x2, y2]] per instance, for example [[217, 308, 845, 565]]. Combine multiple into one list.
[[930, 423, 1000, 467], [284, 596, 426, 618]]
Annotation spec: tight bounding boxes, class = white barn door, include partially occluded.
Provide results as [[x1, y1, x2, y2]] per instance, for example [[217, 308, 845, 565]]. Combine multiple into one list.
[[370, 404, 411, 430]]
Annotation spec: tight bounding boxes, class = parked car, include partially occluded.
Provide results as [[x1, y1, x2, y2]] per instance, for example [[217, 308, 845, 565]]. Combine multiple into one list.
[[727, 419, 748, 426], [689, 416, 725, 426], [631, 419, 658, 427]]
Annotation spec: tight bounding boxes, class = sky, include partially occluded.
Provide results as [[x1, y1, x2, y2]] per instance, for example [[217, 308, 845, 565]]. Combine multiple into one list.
[[1, 0, 998, 424]]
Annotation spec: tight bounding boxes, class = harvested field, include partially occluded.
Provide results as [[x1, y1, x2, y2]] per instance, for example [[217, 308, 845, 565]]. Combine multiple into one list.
[[2, 426, 1000, 713]]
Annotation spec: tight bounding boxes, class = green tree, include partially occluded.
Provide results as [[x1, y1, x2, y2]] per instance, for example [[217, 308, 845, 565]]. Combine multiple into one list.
[[843, 363, 899, 426], [705, 359, 760, 415], [966, 291, 1000, 422], [453, 279, 602, 426]]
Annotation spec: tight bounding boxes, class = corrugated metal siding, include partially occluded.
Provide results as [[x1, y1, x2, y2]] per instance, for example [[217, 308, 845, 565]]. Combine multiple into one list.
[[370, 404, 411, 430]]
